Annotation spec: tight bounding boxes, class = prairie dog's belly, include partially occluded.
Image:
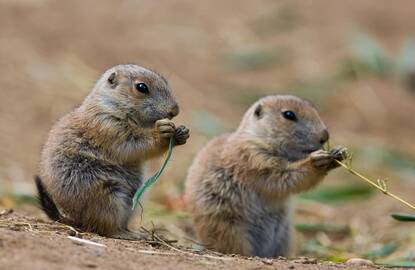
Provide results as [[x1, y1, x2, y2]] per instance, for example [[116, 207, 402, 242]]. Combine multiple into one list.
[[47, 152, 143, 210], [244, 204, 291, 257]]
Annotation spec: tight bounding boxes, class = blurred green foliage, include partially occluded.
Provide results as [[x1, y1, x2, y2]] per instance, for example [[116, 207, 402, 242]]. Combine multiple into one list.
[[300, 184, 373, 203], [143, 201, 190, 221], [295, 223, 351, 235], [380, 261, 415, 268], [300, 240, 347, 262], [364, 242, 398, 259], [378, 251, 415, 267], [0, 191, 37, 208], [358, 146, 415, 175], [350, 33, 392, 77], [191, 110, 225, 138], [224, 47, 287, 71]]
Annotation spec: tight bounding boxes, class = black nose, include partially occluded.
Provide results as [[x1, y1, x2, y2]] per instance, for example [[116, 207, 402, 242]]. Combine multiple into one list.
[[168, 104, 179, 119], [319, 129, 329, 145]]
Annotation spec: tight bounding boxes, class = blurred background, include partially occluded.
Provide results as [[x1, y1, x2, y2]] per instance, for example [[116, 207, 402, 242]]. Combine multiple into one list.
[[1, 0, 415, 265]]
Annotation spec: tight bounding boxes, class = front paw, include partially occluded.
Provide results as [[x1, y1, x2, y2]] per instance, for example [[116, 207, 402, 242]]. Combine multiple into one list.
[[156, 119, 175, 139], [174, 125, 190, 145], [310, 146, 347, 171], [310, 150, 332, 170], [329, 146, 348, 162]]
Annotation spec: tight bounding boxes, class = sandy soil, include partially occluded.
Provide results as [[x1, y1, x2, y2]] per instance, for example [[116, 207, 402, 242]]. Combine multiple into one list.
[[0, 211, 392, 270]]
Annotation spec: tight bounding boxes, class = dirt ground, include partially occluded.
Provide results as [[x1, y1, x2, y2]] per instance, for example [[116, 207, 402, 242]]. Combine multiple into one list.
[[1, 0, 415, 269], [0, 211, 397, 270]]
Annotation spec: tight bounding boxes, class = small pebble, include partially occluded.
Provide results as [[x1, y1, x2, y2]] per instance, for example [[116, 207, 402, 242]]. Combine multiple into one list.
[[261, 258, 273, 265], [346, 258, 375, 266], [0, 209, 13, 216], [67, 230, 77, 237], [292, 257, 317, 264]]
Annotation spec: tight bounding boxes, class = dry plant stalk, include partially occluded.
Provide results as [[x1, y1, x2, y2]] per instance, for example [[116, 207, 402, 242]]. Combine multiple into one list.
[[67, 236, 107, 248], [331, 146, 415, 211], [140, 226, 234, 261]]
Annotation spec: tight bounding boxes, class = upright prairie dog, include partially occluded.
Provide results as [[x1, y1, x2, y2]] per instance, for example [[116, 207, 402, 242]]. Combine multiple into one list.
[[185, 95, 345, 257], [35, 64, 190, 239]]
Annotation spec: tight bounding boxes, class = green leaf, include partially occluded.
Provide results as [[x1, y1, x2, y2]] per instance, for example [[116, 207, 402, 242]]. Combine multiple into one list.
[[300, 185, 373, 203], [295, 223, 351, 235], [363, 242, 398, 259], [391, 213, 415, 222]]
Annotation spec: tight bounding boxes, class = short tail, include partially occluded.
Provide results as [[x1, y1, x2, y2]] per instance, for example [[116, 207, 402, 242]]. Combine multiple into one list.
[[34, 176, 62, 221]]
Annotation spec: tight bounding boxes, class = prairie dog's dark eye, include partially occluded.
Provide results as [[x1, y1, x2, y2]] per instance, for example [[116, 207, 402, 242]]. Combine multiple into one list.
[[282, 110, 297, 121], [135, 83, 149, 94]]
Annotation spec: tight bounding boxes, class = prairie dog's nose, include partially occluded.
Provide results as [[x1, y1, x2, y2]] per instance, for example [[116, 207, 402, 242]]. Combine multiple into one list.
[[168, 104, 179, 119], [319, 129, 329, 145]]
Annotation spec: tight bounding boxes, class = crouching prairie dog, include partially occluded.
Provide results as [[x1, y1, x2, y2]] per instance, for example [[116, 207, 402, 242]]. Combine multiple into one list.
[[35, 64, 190, 240], [185, 95, 345, 257]]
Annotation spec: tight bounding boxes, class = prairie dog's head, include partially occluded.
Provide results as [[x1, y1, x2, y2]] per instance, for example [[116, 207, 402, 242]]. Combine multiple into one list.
[[238, 95, 329, 161], [88, 64, 178, 127]]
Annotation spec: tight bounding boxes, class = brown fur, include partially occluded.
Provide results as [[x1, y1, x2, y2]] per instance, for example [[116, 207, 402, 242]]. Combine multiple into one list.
[[37, 64, 190, 239], [185, 95, 345, 257]]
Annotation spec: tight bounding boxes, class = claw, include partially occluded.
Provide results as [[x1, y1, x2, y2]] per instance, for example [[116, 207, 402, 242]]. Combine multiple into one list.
[[174, 125, 190, 145]]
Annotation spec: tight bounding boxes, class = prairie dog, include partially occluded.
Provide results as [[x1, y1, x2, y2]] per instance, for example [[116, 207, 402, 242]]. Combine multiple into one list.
[[185, 95, 345, 257], [36, 64, 190, 239]]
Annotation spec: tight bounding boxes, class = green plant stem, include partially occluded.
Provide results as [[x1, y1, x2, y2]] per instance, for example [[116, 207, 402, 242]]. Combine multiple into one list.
[[131, 137, 175, 210], [335, 160, 415, 211]]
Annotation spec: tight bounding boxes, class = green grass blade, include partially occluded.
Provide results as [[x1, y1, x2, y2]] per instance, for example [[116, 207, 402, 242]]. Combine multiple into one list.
[[391, 213, 415, 222], [131, 137, 175, 210], [295, 223, 351, 235]]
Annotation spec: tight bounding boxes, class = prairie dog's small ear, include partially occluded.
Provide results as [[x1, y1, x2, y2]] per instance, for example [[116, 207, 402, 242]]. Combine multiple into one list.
[[107, 72, 118, 87], [254, 104, 263, 119]]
